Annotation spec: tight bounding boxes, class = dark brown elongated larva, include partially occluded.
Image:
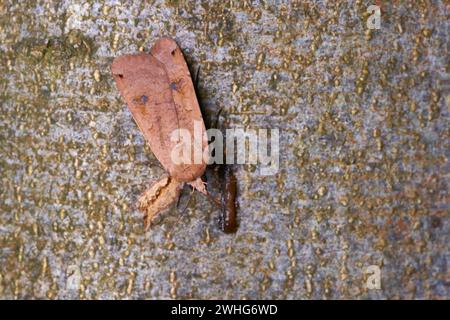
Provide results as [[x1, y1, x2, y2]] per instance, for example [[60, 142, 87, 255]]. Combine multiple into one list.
[[219, 166, 238, 233]]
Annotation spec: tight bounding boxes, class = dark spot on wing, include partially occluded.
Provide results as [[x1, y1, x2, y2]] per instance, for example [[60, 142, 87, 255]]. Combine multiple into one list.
[[132, 95, 149, 106], [170, 82, 177, 90]]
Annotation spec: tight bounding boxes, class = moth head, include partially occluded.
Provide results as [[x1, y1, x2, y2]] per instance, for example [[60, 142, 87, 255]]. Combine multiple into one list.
[[111, 53, 168, 101], [111, 56, 127, 82], [151, 37, 180, 63], [111, 53, 158, 85]]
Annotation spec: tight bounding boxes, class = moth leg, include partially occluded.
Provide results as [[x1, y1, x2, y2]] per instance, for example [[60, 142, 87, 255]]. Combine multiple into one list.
[[188, 177, 222, 208], [175, 183, 193, 211], [178, 187, 195, 216], [188, 177, 207, 195], [175, 185, 183, 208]]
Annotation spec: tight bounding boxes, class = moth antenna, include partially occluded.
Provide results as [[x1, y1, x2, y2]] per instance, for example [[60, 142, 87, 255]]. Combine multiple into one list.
[[194, 65, 201, 91], [213, 107, 223, 129], [175, 185, 184, 209]]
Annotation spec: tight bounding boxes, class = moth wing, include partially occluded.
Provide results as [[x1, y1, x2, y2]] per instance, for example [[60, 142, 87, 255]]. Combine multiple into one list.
[[150, 38, 209, 181], [112, 53, 181, 177]]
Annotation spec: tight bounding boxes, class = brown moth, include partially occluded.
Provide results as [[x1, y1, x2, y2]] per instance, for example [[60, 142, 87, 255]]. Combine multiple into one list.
[[111, 37, 209, 229]]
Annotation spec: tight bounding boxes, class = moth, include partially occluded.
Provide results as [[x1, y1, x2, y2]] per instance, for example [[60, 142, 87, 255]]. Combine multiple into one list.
[[111, 37, 209, 229]]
